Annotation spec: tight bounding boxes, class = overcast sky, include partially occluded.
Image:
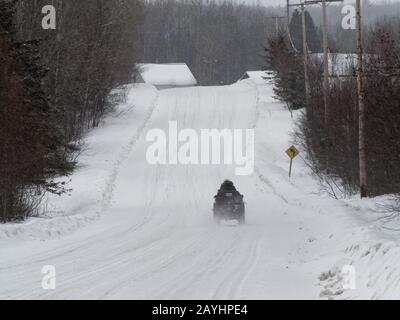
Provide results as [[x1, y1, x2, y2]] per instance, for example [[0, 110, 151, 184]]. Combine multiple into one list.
[[243, 0, 400, 7]]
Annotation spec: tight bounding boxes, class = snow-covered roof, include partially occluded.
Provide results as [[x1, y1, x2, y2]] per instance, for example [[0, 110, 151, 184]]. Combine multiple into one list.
[[310, 53, 357, 75], [240, 70, 275, 84], [244, 71, 272, 79], [137, 63, 197, 86]]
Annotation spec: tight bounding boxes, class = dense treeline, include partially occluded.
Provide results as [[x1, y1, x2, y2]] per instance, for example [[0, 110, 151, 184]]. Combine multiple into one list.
[[0, 0, 143, 222], [268, 16, 400, 198], [304, 19, 400, 197], [307, 1, 400, 53], [1, 0, 72, 221], [137, 0, 280, 85], [14, 0, 143, 140]]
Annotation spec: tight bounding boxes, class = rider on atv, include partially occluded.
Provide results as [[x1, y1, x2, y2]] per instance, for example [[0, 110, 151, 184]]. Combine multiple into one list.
[[213, 180, 245, 224]]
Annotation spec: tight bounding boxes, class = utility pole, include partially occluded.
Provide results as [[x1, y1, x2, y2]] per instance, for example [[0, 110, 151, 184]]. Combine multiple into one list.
[[287, 0, 290, 29], [303, 0, 366, 197], [289, 2, 312, 107], [305, 0, 343, 126], [301, 3, 311, 106], [321, 0, 329, 127], [356, 0, 367, 198], [291, 0, 365, 197]]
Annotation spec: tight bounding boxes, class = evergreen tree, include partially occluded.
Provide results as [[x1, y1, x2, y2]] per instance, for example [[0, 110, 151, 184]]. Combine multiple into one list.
[[0, 0, 74, 222], [264, 33, 305, 111]]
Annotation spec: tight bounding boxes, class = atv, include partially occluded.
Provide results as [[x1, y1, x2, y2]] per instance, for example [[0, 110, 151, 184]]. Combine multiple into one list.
[[213, 180, 245, 225]]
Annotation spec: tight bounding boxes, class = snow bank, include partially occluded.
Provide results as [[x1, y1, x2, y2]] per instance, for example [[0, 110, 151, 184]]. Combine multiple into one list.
[[0, 84, 158, 242], [244, 78, 400, 299]]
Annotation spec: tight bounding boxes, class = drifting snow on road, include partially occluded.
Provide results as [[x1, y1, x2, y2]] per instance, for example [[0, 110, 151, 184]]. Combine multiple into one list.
[[1, 79, 399, 299]]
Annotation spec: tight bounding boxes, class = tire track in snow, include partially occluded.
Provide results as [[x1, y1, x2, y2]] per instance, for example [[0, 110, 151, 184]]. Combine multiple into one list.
[[100, 92, 160, 214], [151, 230, 242, 299], [229, 234, 263, 298], [244, 80, 292, 205], [211, 230, 263, 299]]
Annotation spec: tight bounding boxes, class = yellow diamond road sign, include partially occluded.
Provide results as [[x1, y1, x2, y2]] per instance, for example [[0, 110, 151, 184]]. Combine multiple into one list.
[[286, 145, 299, 159]]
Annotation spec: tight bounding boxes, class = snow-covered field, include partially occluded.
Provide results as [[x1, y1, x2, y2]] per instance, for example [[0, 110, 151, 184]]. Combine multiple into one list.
[[1, 79, 400, 299]]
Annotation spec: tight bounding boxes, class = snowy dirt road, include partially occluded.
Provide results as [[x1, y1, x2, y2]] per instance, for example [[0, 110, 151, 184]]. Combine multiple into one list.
[[0, 81, 382, 299]]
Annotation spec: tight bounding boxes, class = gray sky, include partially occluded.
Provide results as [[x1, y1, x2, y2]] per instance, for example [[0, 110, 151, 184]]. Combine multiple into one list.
[[242, 0, 400, 7]]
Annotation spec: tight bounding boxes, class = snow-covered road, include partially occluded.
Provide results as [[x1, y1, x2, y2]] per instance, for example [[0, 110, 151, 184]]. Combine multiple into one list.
[[1, 80, 397, 299]]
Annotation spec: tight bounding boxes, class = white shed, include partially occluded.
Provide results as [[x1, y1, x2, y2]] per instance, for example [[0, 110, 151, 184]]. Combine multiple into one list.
[[309, 53, 357, 76], [135, 63, 197, 89]]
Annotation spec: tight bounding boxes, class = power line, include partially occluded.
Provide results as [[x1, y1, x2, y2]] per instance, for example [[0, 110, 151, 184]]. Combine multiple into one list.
[[304, 0, 344, 127]]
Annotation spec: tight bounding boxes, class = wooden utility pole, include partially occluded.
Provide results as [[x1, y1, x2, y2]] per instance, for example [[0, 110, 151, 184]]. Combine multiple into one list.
[[289, 2, 312, 107], [294, 0, 365, 197], [321, 0, 329, 126], [301, 3, 311, 106], [305, 0, 343, 126], [356, 0, 367, 198], [287, 0, 290, 29]]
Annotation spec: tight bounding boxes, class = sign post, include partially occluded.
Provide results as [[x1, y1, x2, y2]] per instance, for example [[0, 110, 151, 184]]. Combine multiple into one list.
[[285, 145, 299, 178]]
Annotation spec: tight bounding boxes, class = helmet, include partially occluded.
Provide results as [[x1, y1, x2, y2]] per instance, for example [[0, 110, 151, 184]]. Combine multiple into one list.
[[220, 180, 235, 191]]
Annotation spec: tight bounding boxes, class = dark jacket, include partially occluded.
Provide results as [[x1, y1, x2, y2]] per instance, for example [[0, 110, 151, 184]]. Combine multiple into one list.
[[214, 180, 243, 203]]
